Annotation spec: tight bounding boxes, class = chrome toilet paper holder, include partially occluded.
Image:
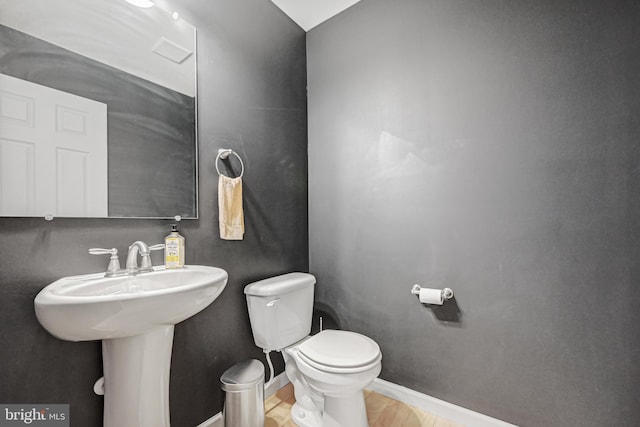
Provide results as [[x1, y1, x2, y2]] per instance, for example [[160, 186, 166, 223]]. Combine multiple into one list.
[[411, 284, 454, 301]]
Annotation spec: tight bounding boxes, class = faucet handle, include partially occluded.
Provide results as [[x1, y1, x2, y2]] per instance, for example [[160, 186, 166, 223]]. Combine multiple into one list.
[[89, 247, 117, 255], [138, 244, 164, 273], [89, 248, 124, 277]]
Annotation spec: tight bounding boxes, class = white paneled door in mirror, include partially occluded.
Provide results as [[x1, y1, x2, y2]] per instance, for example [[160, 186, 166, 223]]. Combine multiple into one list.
[[0, 73, 107, 217]]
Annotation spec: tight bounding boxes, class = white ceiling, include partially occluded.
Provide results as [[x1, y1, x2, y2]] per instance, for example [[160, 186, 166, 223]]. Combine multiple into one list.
[[270, 0, 362, 31]]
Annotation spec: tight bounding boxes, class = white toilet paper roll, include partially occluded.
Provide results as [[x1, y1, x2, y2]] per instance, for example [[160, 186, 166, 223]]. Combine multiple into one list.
[[419, 288, 444, 305]]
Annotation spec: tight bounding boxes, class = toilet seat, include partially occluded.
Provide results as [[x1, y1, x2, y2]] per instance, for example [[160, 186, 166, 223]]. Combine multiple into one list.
[[296, 330, 381, 374]]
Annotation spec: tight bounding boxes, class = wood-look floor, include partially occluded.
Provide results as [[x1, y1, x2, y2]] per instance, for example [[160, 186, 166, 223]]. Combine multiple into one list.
[[265, 383, 465, 427]]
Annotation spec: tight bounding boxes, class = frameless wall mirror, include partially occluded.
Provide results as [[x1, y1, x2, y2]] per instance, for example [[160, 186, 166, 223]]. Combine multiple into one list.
[[0, 0, 197, 219]]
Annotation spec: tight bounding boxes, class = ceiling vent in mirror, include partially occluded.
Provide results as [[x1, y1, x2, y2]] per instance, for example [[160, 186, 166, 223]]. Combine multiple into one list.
[[151, 38, 193, 64]]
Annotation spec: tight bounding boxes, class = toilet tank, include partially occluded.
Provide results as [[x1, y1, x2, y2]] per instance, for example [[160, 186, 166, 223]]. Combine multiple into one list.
[[244, 273, 315, 351]]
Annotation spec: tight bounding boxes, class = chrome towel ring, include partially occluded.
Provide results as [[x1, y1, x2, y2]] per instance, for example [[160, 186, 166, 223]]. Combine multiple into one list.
[[215, 148, 245, 178]]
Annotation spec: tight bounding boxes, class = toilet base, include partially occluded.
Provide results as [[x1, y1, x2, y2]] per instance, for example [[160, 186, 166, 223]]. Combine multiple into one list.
[[323, 391, 369, 427], [291, 402, 323, 427], [289, 391, 369, 427]]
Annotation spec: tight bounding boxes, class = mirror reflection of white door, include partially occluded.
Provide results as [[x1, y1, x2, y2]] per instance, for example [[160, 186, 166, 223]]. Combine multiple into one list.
[[0, 73, 108, 217]]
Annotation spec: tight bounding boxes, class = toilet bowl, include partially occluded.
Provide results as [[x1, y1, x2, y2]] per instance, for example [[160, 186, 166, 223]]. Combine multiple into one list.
[[244, 273, 382, 427], [284, 330, 382, 427]]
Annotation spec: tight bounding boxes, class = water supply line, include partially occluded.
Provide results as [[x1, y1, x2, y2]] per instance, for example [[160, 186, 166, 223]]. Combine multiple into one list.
[[264, 349, 275, 387]]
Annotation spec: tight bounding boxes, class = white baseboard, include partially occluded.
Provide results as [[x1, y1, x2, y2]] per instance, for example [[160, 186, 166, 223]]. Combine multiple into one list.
[[196, 411, 222, 427], [369, 378, 518, 427], [265, 371, 291, 397], [197, 374, 517, 427]]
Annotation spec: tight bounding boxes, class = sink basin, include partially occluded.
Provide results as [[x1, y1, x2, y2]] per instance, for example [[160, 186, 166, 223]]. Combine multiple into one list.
[[35, 265, 228, 341], [34, 265, 228, 427]]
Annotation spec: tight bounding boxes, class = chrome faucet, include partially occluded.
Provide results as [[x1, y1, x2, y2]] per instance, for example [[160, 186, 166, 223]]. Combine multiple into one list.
[[126, 241, 151, 275], [125, 241, 164, 275]]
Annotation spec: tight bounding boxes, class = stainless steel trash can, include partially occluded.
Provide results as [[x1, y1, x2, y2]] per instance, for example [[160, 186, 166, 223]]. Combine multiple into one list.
[[221, 359, 265, 427]]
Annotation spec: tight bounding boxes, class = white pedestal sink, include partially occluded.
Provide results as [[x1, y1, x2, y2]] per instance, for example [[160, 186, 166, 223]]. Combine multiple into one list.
[[34, 265, 228, 427]]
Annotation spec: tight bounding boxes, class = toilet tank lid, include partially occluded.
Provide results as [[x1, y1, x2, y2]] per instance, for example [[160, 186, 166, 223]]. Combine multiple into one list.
[[244, 272, 316, 296]]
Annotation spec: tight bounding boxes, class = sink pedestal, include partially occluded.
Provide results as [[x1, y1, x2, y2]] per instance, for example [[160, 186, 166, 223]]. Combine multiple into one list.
[[102, 325, 174, 427], [34, 265, 228, 426]]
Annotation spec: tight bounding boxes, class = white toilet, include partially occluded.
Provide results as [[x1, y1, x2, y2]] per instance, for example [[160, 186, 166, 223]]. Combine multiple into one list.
[[244, 273, 382, 427]]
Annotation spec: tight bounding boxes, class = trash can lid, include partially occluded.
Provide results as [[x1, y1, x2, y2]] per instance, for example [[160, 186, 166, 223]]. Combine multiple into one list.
[[221, 359, 265, 391]]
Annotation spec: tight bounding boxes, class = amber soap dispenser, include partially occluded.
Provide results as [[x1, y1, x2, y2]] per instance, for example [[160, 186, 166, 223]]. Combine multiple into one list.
[[164, 224, 185, 268]]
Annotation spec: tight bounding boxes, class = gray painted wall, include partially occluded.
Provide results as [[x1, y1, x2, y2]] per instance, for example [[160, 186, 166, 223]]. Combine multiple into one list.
[[307, 0, 640, 426], [0, 0, 307, 426]]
